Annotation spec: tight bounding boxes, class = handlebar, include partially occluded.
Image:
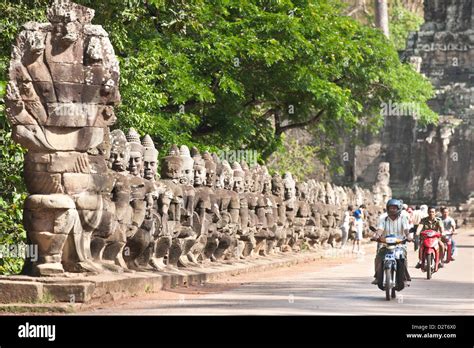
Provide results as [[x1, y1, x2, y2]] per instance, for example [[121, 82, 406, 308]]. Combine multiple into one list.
[[371, 236, 408, 244]]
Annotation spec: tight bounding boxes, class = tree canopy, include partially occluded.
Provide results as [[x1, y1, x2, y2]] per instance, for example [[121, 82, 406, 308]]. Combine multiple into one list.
[[1, 0, 436, 160]]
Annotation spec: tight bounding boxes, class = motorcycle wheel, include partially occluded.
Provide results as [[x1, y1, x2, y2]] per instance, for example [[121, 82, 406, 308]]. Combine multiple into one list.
[[427, 254, 432, 280], [385, 268, 391, 301]]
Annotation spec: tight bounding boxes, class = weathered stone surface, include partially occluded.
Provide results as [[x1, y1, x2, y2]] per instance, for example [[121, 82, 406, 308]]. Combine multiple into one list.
[[44, 282, 94, 303], [44, 126, 104, 151], [63, 173, 108, 194], [0, 281, 43, 303], [25, 172, 64, 194], [25, 194, 76, 210], [336, 0, 474, 205]]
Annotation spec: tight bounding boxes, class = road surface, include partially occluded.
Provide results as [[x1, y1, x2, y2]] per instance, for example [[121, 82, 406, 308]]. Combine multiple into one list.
[[82, 227, 474, 315]]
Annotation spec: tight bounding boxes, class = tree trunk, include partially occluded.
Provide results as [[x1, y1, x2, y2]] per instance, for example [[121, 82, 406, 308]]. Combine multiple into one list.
[[374, 0, 389, 38]]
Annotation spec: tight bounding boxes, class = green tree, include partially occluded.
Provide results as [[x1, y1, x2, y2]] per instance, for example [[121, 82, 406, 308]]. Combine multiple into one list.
[[1, 0, 435, 159]]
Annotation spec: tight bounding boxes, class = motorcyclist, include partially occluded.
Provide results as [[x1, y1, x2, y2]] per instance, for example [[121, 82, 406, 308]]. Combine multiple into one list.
[[411, 205, 424, 251], [371, 199, 412, 286], [440, 207, 456, 261], [415, 206, 445, 269]]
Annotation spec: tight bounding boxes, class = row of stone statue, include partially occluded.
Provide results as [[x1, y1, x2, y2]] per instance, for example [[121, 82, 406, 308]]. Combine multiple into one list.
[[34, 126, 381, 275], [4, 0, 386, 276]]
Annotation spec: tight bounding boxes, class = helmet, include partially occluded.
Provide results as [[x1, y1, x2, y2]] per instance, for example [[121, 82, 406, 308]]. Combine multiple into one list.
[[386, 198, 402, 216]]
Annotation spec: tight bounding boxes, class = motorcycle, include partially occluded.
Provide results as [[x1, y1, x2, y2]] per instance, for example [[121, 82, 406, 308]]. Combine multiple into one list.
[[378, 234, 407, 301], [420, 229, 442, 279]]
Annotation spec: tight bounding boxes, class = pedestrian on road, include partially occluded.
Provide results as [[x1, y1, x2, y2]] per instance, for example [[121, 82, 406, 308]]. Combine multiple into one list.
[[352, 204, 365, 253], [340, 205, 354, 248], [441, 207, 456, 260]]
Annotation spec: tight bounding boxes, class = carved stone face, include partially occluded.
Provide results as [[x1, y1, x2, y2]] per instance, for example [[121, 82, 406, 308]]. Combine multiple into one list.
[[284, 183, 295, 200], [128, 152, 143, 177], [205, 168, 216, 187], [110, 135, 130, 173], [19, 80, 36, 100], [262, 177, 272, 194], [233, 176, 244, 193], [215, 173, 224, 189], [222, 171, 233, 190], [26, 30, 46, 54], [180, 160, 194, 185], [253, 169, 265, 193], [53, 21, 79, 45], [272, 176, 284, 197], [296, 183, 308, 200], [244, 175, 254, 193], [143, 159, 157, 180], [161, 157, 183, 180], [194, 164, 206, 187]]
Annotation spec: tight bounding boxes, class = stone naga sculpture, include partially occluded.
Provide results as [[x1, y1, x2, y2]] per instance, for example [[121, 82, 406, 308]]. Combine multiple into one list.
[[5, 0, 120, 275]]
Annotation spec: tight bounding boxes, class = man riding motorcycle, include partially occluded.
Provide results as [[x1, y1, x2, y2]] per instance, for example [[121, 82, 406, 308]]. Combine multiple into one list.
[[371, 199, 412, 286], [441, 207, 456, 261], [415, 206, 445, 269]]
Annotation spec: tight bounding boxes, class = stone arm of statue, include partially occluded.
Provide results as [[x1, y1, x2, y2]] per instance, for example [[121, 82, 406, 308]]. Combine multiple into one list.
[[211, 203, 221, 222], [130, 199, 146, 230]]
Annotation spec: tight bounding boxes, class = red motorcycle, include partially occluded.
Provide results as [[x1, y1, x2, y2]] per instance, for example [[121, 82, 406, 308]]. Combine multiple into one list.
[[420, 229, 442, 279]]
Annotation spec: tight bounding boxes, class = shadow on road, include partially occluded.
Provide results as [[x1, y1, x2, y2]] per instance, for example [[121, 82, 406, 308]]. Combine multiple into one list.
[[115, 276, 472, 315]]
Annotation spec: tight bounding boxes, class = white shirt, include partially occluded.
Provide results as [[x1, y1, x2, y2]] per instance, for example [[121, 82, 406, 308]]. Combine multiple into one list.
[[377, 214, 410, 238], [342, 211, 351, 229], [442, 216, 456, 235], [411, 209, 424, 225]]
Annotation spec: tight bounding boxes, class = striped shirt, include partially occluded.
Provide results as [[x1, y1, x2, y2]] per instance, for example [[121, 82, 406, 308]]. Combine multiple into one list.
[[377, 214, 410, 238]]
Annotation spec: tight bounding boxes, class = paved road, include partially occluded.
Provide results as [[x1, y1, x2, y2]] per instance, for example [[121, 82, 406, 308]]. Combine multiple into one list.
[[83, 227, 474, 315]]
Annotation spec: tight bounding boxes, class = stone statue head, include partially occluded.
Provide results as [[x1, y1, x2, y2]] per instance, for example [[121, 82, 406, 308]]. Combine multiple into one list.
[[179, 145, 194, 185], [191, 148, 206, 187], [317, 182, 326, 203], [161, 144, 183, 180], [47, 0, 95, 48], [282, 172, 296, 200], [271, 173, 284, 198], [25, 30, 46, 56], [240, 161, 253, 192], [251, 164, 262, 193], [232, 162, 245, 194], [261, 166, 272, 194], [127, 128, 144, 177], [219, 160, 234, 190], [109, 129, 130, 173], [296, 182, 308, 201], [142, 134, 158, 181], [203, 151, 217, 188]]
